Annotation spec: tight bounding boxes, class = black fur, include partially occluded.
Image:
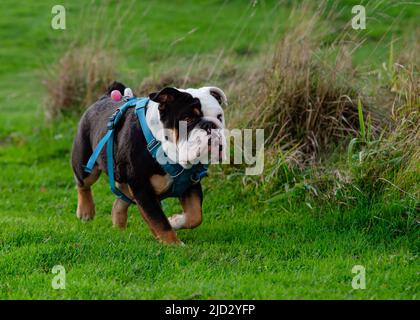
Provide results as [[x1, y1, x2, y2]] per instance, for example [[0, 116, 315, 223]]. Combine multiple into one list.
[[106, 81, 126, 95], [149, 87, 204, 136]]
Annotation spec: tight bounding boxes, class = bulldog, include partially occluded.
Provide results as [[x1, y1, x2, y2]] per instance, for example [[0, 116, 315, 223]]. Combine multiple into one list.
[[71, 81, 227, 244]]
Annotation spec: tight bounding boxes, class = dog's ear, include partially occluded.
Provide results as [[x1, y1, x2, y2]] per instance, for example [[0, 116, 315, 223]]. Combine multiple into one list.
[[206, 87, 227, 106], [149, 87, 182, 110]]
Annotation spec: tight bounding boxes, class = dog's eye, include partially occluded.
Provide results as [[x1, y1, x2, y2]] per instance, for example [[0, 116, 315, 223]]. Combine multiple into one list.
[[217, 114, 223, 121]]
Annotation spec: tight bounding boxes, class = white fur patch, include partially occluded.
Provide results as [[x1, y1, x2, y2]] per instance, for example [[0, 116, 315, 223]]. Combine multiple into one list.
[[168, 213, 186, 230]]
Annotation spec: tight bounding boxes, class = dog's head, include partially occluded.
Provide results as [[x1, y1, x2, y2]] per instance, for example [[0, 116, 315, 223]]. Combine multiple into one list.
[[149, 86, 227, 165]]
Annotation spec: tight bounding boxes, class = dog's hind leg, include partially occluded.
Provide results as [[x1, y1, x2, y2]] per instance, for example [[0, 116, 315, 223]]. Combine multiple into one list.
[[111, 183, 131, 228], [72, 114, 102, 221], [75, 166, 101, 221]]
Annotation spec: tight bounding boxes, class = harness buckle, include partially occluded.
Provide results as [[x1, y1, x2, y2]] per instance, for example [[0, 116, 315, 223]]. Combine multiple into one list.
[[147, 139, 160, 152], [107, 108, 121, 130]]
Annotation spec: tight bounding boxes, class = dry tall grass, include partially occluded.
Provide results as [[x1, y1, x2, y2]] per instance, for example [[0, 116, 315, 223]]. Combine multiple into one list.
[[356, 63, 419, 199], [303, 43, 419, 206], [224, 3, 418, 206], [42, 0, 138, 119], [43, 47, 116, 119], [247, 8, 367, 164]]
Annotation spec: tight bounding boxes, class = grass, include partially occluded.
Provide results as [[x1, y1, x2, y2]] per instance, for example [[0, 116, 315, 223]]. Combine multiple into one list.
[[0, 126, 417, 298], [0, 0, 418, 299]]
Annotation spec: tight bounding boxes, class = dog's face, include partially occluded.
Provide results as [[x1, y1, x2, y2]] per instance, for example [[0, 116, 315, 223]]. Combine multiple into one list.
[[149, 86, 227, 165]]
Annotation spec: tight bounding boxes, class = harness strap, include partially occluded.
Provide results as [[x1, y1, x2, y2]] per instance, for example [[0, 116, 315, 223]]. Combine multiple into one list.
[[83, 98, 146, 204], [84, 130, 112, 174], [106, 130, 134, 204], [135, 101, 160, 157]]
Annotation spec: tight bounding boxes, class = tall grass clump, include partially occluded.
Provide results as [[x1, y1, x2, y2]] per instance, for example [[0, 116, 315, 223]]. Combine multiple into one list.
[[231, 4, 376, 197], [249, 6, 368, 166], [312, 41, 419, 213], [349, 62, 419, 202], [234, 3, 418, 209], [42, 0, 138, 119], [43, 47, 116, 119]]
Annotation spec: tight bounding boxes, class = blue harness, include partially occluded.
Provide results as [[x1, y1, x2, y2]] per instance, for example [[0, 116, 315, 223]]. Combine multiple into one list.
[[84, 97, 208, 204]]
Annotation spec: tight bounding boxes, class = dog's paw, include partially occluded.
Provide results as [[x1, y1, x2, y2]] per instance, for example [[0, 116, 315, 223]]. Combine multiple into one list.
[[168, 213, 186, 230], [157, 230, 184, 245], [162, 239, 185, 246], [76, 206, 95, 221]]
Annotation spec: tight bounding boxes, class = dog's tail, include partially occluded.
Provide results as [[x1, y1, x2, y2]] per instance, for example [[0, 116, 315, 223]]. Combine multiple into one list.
[[106, 81, 126, 95]]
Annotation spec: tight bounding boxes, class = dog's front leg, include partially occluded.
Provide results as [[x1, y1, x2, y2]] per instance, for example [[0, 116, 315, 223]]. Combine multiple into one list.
[[129, 183, 182, 244], [169, 183, 203, 230]]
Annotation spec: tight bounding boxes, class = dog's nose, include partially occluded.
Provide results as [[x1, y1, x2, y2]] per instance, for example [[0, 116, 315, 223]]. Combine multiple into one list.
[[200, 120, 218, 134]]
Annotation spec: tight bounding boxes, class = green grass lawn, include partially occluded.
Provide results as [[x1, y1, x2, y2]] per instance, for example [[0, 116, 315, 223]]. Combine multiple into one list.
[[0, 125, 417, 299], [0, 0, 418, 299]]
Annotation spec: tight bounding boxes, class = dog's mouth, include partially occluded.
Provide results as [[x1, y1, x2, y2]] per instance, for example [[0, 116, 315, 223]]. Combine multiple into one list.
[[182, 124, 226, 164], [207, 135, 224, 160], [162, 118, 226, 166], [209, 147, 224, 162]]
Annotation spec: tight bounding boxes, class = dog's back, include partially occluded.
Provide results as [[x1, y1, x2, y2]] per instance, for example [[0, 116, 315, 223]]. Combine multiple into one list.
[[71, 82, 127, 186]]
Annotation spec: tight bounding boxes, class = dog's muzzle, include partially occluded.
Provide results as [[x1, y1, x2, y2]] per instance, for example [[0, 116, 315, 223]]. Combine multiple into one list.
[[178, 118, 226, 165], [198, 120, 224, 158]]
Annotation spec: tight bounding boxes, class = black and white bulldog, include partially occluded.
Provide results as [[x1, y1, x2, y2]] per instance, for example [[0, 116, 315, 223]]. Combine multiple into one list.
[[71, 81, 227, 244]]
